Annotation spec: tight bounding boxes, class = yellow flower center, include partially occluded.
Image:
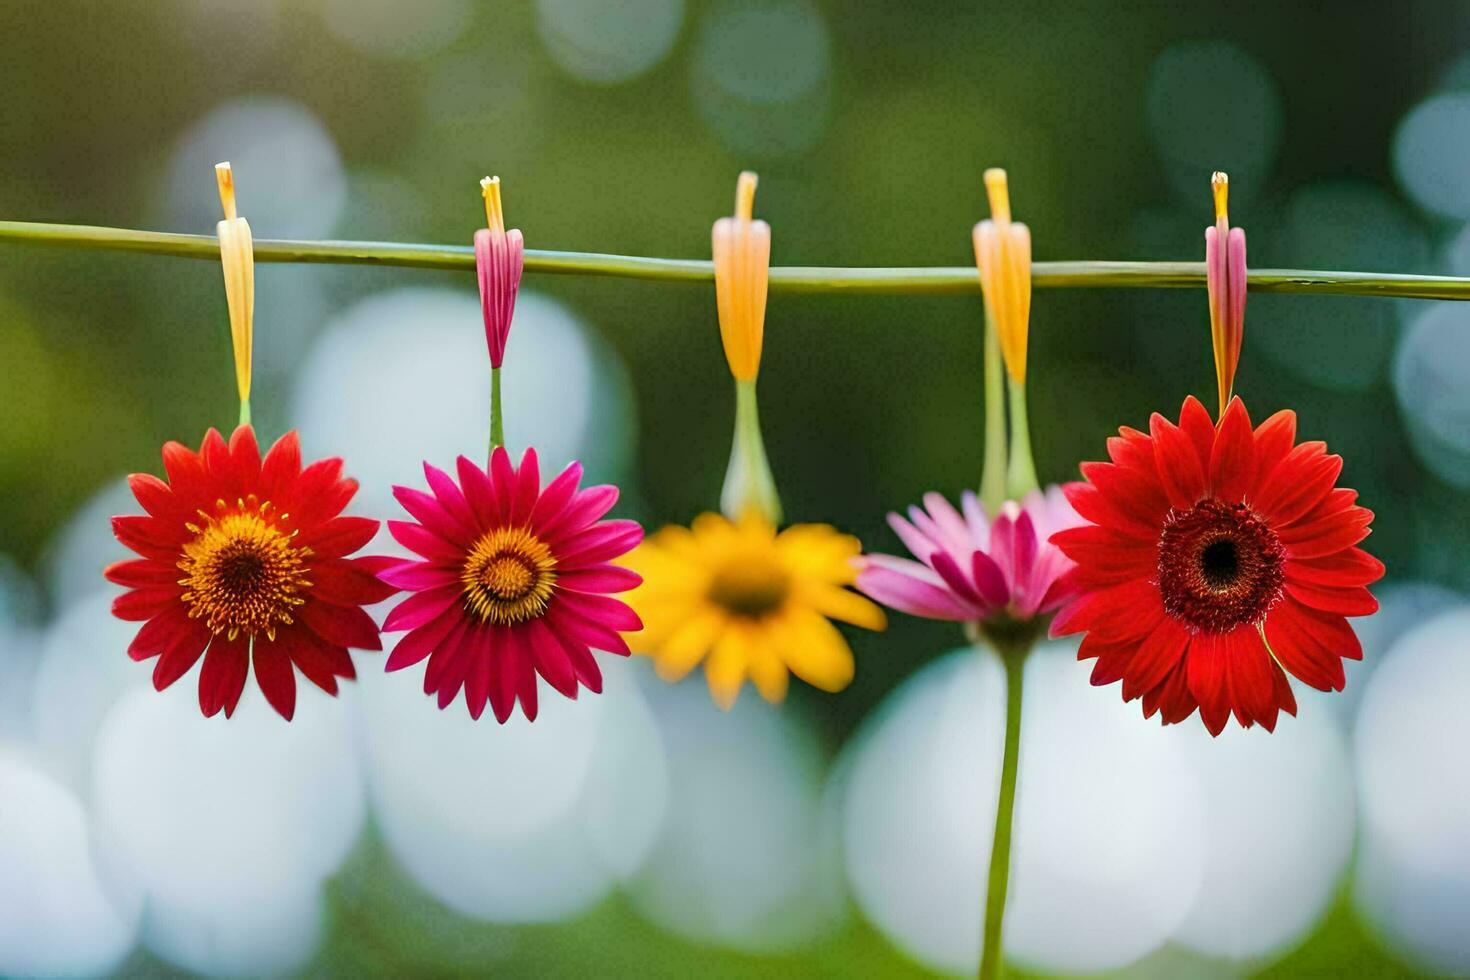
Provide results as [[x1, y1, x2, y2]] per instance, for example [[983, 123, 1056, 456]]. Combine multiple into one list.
[[178, 497, 310, 641], [462, 526, 557, 625], [707, 555, 790, 619]]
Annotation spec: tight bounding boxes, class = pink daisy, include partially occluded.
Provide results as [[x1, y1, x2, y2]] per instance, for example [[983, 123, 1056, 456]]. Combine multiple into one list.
[[378, 446, 643, 722], [857, 486, 1084, 625]]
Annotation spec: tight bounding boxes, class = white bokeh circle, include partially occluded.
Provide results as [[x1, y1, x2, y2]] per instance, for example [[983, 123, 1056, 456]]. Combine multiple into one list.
[[92, 682, 365, 976], [841, 643, 1206, 976], [40, 476, 133, 611], [1393, 92, 1470, 220], [31, 591, 148, 795], [1353, 607, 1470, 978], [1394, 302, 1470, 489], [1166, 706, 1355, 960], [537, 0, 684, 85], [320, 0, 471, 60], [290, 287, 636, 522], [0, 746, 141, 977], [1145, 40, 1282, 201], [690, 0, 832, 157], [1337, 581, 1463, 726], [628, 672, 846, 952], [162, 96, 347, 239], [359, 650, 667, 924]]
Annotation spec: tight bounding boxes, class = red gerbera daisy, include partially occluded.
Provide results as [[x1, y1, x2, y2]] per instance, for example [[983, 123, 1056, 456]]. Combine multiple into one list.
[[377, 446, 643, 723], [105, 425, 398, 720], [1050, 396, 1383, 735]]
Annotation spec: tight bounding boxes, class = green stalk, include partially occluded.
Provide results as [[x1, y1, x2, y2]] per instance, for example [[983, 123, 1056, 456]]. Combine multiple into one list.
[[979, 642, 1026, 980], [489, 366, 505, 453], [720, 379, 783, 525], [1004, 376, 1040, 501], [4, 221, 1470, 299], [238, 397, 251, 429], [979, 311, 1008, 514]]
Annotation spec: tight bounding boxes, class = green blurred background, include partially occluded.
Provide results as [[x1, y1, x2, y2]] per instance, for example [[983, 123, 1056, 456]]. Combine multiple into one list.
[[2, 1, 1469, 976]]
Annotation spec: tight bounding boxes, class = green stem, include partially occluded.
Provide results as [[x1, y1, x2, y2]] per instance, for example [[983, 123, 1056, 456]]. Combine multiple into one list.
[[720, 379, 783, 525], [979, 643, 1026, 980], [1004, 377, 1040, 500], [489, 367, 505, 453], [3, 221, 1470, 299], [979, 311, 1008, 514], [238, 397, 251, 429]]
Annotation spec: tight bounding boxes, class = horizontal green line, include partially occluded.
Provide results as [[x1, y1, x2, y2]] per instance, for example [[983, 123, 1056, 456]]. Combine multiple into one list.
[[2, 220, 1468, 300]]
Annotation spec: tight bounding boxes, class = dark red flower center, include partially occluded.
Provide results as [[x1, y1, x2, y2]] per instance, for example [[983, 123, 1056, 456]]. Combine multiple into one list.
[[1156, 498, 1285, 634]]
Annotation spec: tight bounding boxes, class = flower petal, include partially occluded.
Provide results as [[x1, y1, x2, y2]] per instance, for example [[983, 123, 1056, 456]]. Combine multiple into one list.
[[556, 564, 643, 594], [555, 520, 644, 567], [1209, 397, 1255, 503], [385, 604, 461, 671], [511, 447, 540, 526], [198, 632, 250, 718], [251, 638, 298, 721], [299, 516, 380, 558], [1120, 617, 1190, 703], [299, 600, 382, 651], [856, 556, 976, 621], [1150, 412, 1207, 510], [388, 520, 463, 562], [1285, 548, 1385, 588], [105, 558, 182, 590], [1263, 599, 1356, 692], [1285, 580, 1379, 617], [152, 620, 213, 691], [1185, 633, 1230, 736], [529, 460, 584, 534], [306, 558, 394, 607], [377, 560, 460, 592]]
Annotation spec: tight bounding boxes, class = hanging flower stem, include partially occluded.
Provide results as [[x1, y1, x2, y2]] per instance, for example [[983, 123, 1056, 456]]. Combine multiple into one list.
[[1004, 376, 1040, 501], [964, 616, 1041, 980], [979, 311, 1008, 514], [721, 379, 782, 525], [979, 640, 1025, 980], [489, 366, 505, 453]]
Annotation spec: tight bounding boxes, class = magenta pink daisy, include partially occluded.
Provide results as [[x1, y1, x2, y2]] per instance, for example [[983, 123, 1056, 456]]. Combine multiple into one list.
[[378, 446, 644, 722], [857, 486, 1084, 624]]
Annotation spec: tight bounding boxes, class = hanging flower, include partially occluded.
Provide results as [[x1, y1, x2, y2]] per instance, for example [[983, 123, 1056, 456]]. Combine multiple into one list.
[[973, 167, 1033, 385], [105, 426, 397, 720], [1050, 396, 1382, 735], [475, 175, 524, 371], [857, 487, 1082, 630], [377, 447, 643, 722], [1206, 171, 1247, 413], [713, 170, 782, 525], [622, 511, 885, 709], [712, 170, 771, 385]]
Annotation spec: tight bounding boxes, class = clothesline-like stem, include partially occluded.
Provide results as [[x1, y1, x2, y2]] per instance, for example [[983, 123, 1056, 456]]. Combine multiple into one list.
[[4, 220, 1470, 300]]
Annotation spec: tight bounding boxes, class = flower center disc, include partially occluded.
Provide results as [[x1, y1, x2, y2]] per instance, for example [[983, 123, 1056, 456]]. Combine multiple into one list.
[[462, 527, 557, 625], [1156, 498, 1285, 634], [708, 556, 790, 619], [178, 499, 310, 640]]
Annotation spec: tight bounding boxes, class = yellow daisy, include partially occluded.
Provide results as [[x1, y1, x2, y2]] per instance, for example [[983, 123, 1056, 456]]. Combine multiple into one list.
[[621, 511, 886, 709]]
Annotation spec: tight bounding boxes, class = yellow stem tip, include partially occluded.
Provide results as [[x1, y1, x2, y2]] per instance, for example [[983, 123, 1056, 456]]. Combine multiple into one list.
[[215, 162, 237, 221], [735, 171, 758, 222], [984, 168, 1011, 224], [481, 176, 504, 233], [1211, 171, 1229, 223]]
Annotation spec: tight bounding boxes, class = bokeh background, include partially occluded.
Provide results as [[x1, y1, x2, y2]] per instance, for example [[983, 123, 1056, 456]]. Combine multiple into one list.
[[2, 1, 1469, 977]]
